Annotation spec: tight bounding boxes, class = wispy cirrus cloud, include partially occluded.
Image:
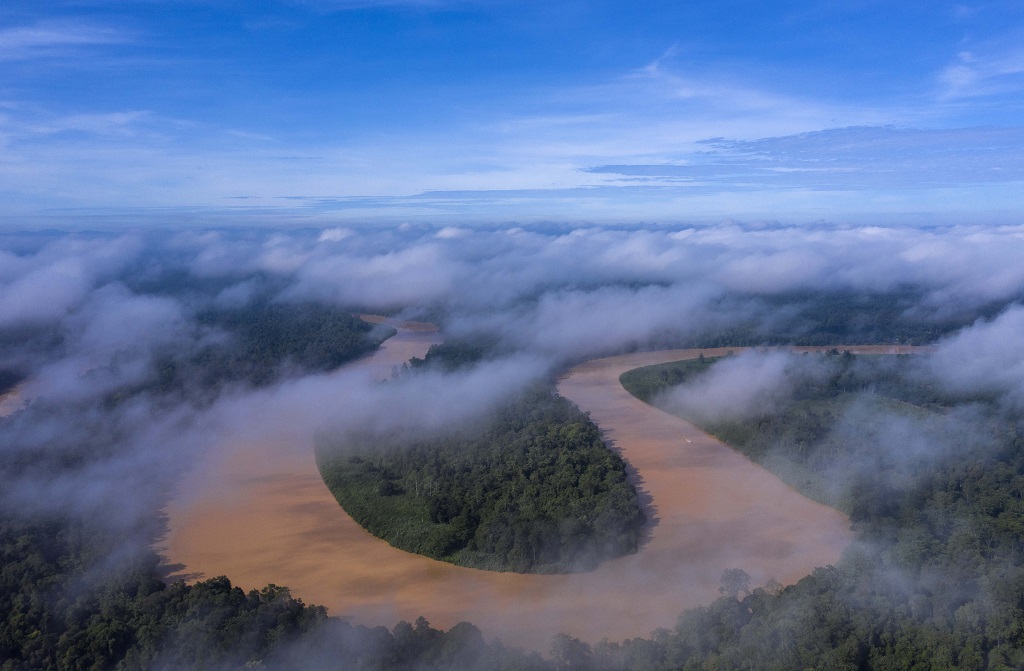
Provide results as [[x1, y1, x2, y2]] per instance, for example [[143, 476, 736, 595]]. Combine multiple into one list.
[[584, 125, 1024, 191], [939, 40, 1024, 99], [0, 20, 127, 61], [286, 0, 447, 12], [25, 110, 154, 138], [0, 4, 1022, 225]]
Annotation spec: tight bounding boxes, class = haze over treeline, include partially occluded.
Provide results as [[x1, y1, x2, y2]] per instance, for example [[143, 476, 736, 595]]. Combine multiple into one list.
[[3, 221, 1024, 668], [3, 221, 1024, 530]]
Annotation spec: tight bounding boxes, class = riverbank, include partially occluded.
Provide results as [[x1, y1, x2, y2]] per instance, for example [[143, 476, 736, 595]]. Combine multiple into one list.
[[160, 344, 867, 650]]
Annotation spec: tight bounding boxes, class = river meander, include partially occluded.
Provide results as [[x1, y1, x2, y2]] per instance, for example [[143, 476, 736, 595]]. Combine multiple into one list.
[[158, 338, 913, 650]]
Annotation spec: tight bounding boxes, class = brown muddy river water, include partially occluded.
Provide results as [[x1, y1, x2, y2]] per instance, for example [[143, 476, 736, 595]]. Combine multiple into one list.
[[161, 340, 918, 650]]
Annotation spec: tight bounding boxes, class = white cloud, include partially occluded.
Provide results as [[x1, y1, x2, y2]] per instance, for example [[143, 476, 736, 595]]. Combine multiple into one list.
[[0, 235, 141, 329], [939, 43, 1024, 99], [656, 350, 829, 423], [0, 21, 126, 61], [928, 305, 1024, 407]]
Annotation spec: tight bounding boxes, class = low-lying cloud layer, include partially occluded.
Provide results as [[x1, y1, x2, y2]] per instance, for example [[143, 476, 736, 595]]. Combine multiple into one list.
[[927, 304, 1024, 407], [2, 221, 1024, 640], [656, 349, 835, 423]]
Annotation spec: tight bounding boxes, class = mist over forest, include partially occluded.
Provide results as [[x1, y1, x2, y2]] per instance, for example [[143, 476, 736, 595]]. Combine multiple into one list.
[[3, 221, 1024, 669]]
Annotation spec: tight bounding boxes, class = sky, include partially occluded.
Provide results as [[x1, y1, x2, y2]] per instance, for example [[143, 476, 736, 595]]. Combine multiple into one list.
[[2, 1, 1024, 226]]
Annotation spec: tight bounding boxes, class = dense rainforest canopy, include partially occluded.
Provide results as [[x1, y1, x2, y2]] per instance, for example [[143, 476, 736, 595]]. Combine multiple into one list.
[[0, 302, 406, 670], [317, 342, 646, 573], [4, 294, 1024, 669], [609, 352, 1024, 670], [144, 301, 392, 399], [0, 514, 548, 671]]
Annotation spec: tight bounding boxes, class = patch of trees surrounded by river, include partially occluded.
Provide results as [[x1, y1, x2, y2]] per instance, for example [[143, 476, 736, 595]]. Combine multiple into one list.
[[317, 342, 646, 573], [4, 297, 1024, 669]]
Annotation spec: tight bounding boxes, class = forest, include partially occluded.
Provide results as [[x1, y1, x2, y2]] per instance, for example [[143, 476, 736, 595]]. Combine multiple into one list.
[[640, 288, 1017, 352], [4, 296, 1024, 669], [140, 301, 393, 400], [602, 352, 1024, 670], [317, 342, 646, 573], [0, 301, 406, 670], [0, 513, 553, 671]]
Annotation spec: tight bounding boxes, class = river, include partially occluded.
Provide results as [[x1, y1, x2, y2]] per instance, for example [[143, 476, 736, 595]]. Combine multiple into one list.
[[159, 338, 886, 650]]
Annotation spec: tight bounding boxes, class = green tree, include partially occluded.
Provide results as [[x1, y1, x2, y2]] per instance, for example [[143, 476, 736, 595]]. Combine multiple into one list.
[[719, 568, 751, 600]]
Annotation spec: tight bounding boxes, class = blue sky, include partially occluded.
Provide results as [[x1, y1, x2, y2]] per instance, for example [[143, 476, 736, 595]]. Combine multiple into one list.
[[2, 1, 1023, 226]]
